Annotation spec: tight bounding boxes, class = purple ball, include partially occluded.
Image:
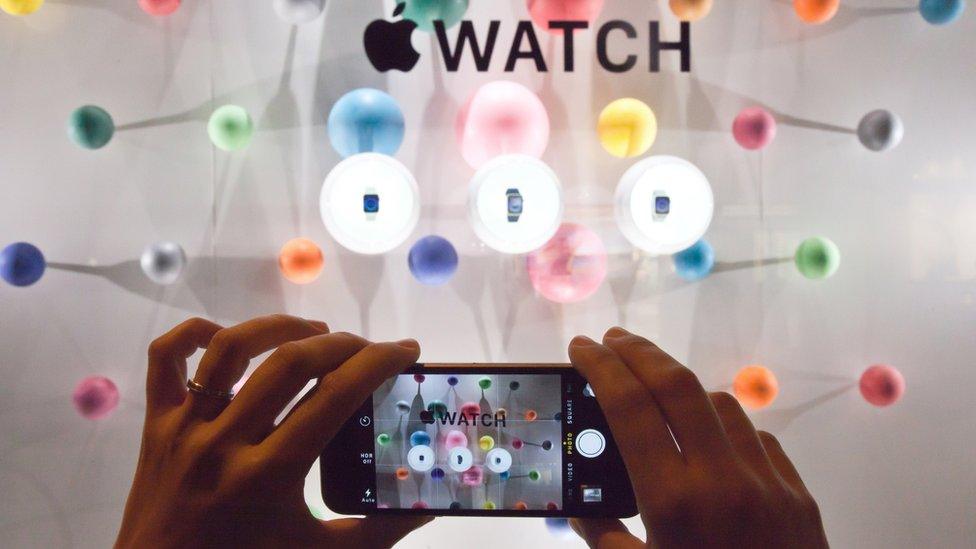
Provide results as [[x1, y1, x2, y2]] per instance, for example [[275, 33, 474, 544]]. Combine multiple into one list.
[[72, 376, 119, 420], [408, 235, 459, 286]]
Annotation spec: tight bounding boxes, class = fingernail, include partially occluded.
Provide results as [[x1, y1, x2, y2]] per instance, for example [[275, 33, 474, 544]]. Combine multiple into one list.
[[604, 326, 629, 339], [396, 338, 420, 351], [307, 320, 329, 331], [570, 335, 596, 347]]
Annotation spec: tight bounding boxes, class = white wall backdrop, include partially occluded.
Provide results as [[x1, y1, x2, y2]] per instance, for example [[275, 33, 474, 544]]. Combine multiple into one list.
[[1, 1, 974, 547]]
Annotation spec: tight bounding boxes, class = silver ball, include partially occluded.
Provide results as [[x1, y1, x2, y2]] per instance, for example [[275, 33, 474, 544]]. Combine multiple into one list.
[[140, 242, 186, 285], [273, 0, 324, 24], [857, 109, 904, 152]]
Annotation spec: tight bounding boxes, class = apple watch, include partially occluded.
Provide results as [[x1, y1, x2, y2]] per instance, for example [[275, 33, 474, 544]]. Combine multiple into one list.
[[653, 191, 670, 222], [506, 188, 523, 223], [363, 187, 380, 221]]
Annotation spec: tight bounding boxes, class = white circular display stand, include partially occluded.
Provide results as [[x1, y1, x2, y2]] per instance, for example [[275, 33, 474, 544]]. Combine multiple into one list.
[[320, 153, 420, 255], [468, 154, 564, 254], [614, 155, 714, 255]]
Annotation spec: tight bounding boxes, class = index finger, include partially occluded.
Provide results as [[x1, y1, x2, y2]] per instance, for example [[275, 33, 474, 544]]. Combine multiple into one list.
[[568, 335, 683, 516]]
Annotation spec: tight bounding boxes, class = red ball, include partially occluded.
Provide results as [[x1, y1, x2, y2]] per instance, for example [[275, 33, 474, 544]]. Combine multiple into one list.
[[414, 374, 426, 384], [859, 364, 905, 407], [139, 0, 180, 16], [732, 107, 777, 150], [512, 438, 524, 450]]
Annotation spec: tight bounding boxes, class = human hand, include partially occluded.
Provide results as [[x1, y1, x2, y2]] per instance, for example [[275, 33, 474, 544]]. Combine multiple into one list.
[[116, 315, 430, 549], [567, 327, 827, 549]]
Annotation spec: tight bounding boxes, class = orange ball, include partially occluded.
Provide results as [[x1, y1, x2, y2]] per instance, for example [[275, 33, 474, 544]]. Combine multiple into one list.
[[733, 365, 779, 410], [793, 0, 839, 24], [396, 467, 410, 481], [669, 0, 713, 22], [278, 238, 324, 284]]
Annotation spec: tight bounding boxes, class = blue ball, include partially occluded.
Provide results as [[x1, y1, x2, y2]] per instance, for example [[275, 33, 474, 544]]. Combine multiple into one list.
[[327, 88, 405, 157], [499, 471, 510, 481], [545, 518, 574, 538], [919, 0, 965, 25], [1, 242, 46, 287], [673, 239, 715, 282], [408, 235, 459, 286], [431, 467, 445, 481], [447, 376, 459, 386], [409, 430, 431, 447]]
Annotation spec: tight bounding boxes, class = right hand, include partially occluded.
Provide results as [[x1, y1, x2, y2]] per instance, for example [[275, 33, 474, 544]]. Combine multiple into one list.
[[567, 327, 828, 549]]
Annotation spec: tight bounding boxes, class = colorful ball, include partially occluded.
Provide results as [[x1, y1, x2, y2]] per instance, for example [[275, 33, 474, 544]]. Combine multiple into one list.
[[541, 440, 553, 451], [449, 501, 463, 510], [445, 430, 468, 449], [597, 98, 657, 158], [860, 364, 905, 407], [795, 237, 841, 280], [509, 381, 520, 391], [527, 0, 605, 34], [514, 501, 528, 511], [431, 467, 445, 480], [545, 517, 574, 538], [482, 500, 496, 510], [139, 0, 180, 16], [402, 0, 469, 32], [495, 408, 507, 419], [499, 471, 510, 481], [410, 430, 432, 447], [68, 106, 114, 150], [857, 109, 904, 152], [460, 401, 480, 418], [208, 105, 253, 151], [733, 366, 779, 410], [669, 0, 712, 21], [414, 374, 426, 384], [732, 107, 777, 150], [408, 236, 458, 286], [546, 502, 559, 511], [278, 238, 323, 284], [456, 81, 550, 169], [427, 400, 448, 419], [673, 239, 715, 282], [462, 465, 484, 486], [273, 0, 324, 24], [376, 433, 391, 446], [527, 223, 608, 304], [524, 409, 538, 422], [0, 0, 43, 16], [396, 400, 411, 413], [72, 376, 119, 420], [140, 242, 186, 285], [528, 470, 541, 481], [1, 242, 45, 287], [919, 0, 964, 25], [793, 0, 839, 24], [396, 467, 411, 480], [553, 412, 562, 421], [512, 438, 524, 450], [411, 500, 428, 509], [447, 376, 459, 386], [479, 435, 495, 451], [328, 88, 405, 158], [478, 376, 492, 390]]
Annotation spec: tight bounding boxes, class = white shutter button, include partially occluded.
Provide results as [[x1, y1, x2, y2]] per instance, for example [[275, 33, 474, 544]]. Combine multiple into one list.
[[576, 429, 606, 458]]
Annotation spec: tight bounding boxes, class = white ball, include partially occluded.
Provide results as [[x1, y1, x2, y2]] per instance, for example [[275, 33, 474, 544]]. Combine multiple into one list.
[[858, 109, 904, 152], [140, 242, 186, 285], [273, 0, 324, 24]]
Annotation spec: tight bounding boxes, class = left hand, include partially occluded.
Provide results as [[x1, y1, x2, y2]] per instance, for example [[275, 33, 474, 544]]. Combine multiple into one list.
[[115, 314, 430, 549]]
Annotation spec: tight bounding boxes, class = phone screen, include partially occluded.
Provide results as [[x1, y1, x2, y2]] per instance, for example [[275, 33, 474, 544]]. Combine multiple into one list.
[[321, 365, 637, 518]]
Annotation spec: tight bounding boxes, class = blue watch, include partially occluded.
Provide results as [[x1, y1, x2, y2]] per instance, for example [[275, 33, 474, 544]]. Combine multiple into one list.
[[364, 187, 380, 221], [653, 191, 670, 222], [506, 188, 523, 223]]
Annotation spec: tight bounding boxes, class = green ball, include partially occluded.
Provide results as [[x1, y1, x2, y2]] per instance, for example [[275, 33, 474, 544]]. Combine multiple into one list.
[[528, 470, 540, 482], [208, 104, 253, 151], [401, 0, 469, 33], [376, 433, 391, 446], [478, 376, 492, 390], [426, 400, 448, 419], [68, 105, 114, 150], [795, 237, 840, 280]]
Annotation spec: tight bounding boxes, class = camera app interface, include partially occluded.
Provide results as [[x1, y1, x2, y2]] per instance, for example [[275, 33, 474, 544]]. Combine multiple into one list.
[[371, 373, 562, 511]]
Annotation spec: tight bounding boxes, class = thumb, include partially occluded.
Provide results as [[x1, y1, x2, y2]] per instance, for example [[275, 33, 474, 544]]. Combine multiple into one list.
[[569, 518, 643, 549], [322, 516, 434, 548]]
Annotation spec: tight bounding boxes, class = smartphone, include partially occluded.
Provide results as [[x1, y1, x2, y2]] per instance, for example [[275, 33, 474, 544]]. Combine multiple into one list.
[[320, 364, 637, 518]]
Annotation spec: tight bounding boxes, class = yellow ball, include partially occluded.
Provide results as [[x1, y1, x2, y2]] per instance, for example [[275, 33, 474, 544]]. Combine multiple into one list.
[[1, 0, 43, 15], [670, 0, 713, 21], [597, 98, 658, 158], [479, 435, 495, 452]]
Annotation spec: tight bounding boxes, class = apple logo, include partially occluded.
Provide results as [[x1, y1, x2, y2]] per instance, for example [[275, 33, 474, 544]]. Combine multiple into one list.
[[419, 410, 435, 425], [364, 2, 420, 72]]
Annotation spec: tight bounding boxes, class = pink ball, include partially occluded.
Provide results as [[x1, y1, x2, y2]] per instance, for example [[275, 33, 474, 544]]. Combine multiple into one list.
[[527, 223, 608, 304], [72, 376, 120, 420], [512, 438, 524, 450], [732, 107, 777, 150], [445, 430, 468, 449], [456, 81, 550, 169], [461, 465, 484, 486], [527, 0, 606, 34], [460, 401, 481, 419], [859, 364, 905, 407], [411, 500, 428, 509], [139, 0, 180, 16]]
